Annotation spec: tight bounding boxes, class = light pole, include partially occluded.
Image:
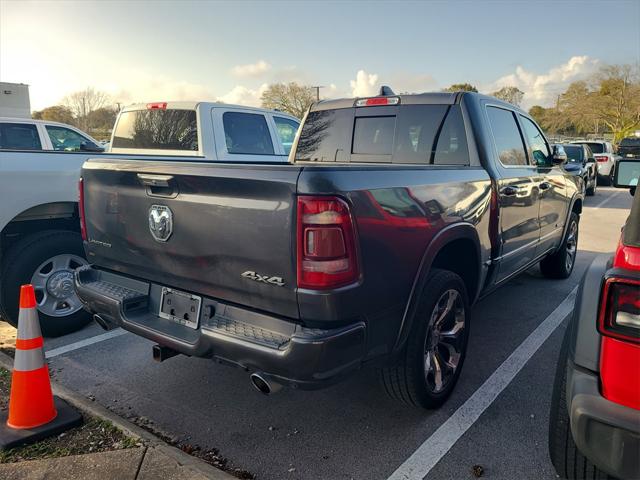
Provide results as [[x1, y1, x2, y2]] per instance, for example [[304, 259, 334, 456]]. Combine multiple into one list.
[[312, 86, 324, 102]]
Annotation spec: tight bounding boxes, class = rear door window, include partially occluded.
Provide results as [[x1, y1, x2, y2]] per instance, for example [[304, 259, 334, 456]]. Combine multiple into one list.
[[0, 123, 42, 150], [223, 112, 274, 155], [273, 116, 299, 155], [111, 109, 198, 151], [486, 107, 528, 166]]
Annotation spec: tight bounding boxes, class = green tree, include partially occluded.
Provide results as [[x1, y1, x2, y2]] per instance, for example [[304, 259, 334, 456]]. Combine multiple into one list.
[[260, 82, 315, 118], [442, 83, 478, 93], [32, 105, 75, 125], [490, 86, 524, 106], [591, 65, 640, 142]]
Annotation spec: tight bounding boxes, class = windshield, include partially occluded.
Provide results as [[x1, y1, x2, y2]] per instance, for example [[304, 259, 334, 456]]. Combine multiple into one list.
[[111, 109, 198, 151]]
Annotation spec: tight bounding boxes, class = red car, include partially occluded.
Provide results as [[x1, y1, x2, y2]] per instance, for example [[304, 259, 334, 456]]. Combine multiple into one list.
[[549, 158, 640, 479]]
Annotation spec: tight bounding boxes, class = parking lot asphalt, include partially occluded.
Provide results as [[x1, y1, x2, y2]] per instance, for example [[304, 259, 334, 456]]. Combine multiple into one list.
[[1, 186, 634, 480]]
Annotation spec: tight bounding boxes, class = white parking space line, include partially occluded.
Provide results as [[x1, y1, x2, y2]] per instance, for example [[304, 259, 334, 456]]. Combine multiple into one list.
[[387, 286, 578, 480], [45, 329, 127, 359], [592, 189, 621, 209]]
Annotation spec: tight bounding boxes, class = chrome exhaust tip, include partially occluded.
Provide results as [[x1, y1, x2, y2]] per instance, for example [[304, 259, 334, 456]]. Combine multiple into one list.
[[93, 314, 116, 331], [250, 373, 282, 395]]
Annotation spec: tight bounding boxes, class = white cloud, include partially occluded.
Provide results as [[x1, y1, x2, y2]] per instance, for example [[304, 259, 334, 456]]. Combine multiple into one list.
[[487, 56, 600, 109], [217, 83, 269, 107], [350, 70, 379, 97], [231, 60, 272, 77]]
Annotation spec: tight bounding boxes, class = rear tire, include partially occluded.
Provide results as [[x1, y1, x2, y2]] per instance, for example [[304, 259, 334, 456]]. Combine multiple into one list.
[[380, 269, 470, 409], [0, 230, 91, 337], [540, 212, 579, 279], [549, 329, 611, 479]]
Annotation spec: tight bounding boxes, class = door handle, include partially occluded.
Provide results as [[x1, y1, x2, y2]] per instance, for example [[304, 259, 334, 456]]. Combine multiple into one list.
[[500, 185, 520, 197], [137, 174, 174, 187], [539, 181, 551, 191]]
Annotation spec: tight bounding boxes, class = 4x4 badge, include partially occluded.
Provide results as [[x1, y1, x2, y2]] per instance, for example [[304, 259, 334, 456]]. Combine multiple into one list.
[[148, 205, 173, 242], [241, 271, 285, 287]]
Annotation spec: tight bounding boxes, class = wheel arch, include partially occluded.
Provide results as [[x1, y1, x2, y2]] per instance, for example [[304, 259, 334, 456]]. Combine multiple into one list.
[[392, 222, 482, 353], [1, 202, 79, 255]]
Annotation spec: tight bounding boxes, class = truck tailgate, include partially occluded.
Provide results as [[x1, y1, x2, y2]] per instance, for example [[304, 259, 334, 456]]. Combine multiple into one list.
[[81, 159, 302, 319]]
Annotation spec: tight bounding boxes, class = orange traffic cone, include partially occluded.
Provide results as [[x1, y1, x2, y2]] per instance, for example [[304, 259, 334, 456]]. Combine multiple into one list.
[[0, 285, 82, 450], [7, 284, 57, 429]]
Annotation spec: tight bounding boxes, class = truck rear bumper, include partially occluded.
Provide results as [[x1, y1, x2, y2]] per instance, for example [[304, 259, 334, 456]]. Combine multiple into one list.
[[74, 265, 366, 390]]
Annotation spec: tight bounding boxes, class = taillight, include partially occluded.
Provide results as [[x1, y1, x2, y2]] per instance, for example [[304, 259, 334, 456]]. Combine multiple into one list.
[[355, 97, 400, 107], [598, 277, 640, 344], [78, 178, 87, 241], [147, 102, 167, 110], [595, 155, 608, 162], [297, 196, 360, 289]]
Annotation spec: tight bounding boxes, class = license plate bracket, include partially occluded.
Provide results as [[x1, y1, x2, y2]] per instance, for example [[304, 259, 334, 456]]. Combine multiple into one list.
[[158, 287, 201, 329]]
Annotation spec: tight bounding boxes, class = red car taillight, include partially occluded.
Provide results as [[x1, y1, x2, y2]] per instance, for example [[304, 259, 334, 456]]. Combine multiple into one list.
[[595, 155, 608, 163], [78, 178, 87, 241], [598, 277, 640, 344], [296, 196, 360, 290]]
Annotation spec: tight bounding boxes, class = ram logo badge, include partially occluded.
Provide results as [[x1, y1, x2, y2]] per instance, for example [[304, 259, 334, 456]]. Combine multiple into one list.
[[241, 271, 285, 287], [149, 205, 173, 242]]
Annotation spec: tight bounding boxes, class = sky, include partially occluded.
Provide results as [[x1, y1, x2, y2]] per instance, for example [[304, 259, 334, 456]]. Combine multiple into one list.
[[1, 0, 639, 111]]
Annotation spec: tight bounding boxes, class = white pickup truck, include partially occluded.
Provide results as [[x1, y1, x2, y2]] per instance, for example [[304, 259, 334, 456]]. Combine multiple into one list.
[[1, 103, 299, 336], [109, 101, 300, 158], [0, 117, 105, 336]]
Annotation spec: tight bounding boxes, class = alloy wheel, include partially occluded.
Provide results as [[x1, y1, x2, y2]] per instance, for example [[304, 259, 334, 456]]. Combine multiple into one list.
[[423, 289, 466, 393]]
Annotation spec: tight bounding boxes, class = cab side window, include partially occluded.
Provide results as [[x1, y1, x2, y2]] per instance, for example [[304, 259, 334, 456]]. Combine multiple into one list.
[[433, 106, 470, 165], [0, 123, 42, 150], [273, 116, 299, 155], [46, 126, 93, 152], [519, 116, 550, 166], [486, 107, 527, 166]]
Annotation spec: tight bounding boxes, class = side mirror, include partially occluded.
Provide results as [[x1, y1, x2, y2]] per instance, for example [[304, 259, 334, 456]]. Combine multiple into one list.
[[614, 159, 639, 195], [551, 145, 567, 165], [80, 142, 104, 153], [586, 157, 596, 164]]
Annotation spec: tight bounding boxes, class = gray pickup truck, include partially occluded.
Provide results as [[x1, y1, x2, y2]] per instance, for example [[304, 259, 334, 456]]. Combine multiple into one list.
[[74, 91, 583, 408]]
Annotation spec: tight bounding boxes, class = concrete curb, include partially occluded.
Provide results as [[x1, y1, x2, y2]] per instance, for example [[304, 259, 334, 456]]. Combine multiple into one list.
[[0, 351, 234, 479]]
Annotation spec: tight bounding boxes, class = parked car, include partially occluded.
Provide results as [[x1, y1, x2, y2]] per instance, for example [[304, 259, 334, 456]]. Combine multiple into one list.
[[618, 136, 640, 159], [570, 140, 618, 186], [548, 158, 639, 480], [108, 102, 300, 159], [0, 117, 104, 337], [553, 143, 598, 196], [75, 91, 583, 408]]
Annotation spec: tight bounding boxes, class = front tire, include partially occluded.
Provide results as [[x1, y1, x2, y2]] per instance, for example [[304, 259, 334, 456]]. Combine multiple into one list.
[[586, 175, 596, 196], [0, 230, 91, 337], [549, 329, 611, 479], [540, 212, 579, 279], [380, 269, 470, 408]]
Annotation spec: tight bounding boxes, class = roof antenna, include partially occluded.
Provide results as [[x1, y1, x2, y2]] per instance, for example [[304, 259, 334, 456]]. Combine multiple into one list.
[[378, 85, 395, 96]]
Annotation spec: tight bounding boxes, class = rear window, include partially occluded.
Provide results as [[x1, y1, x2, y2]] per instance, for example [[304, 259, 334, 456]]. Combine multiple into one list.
[[620, 138, 640, 147], [223, 112, 274, 155], [577, 142, 604, 153], [111, 109, 198, 151], [563, 145, 584, 162], [0, 123, 42, 150], [295, 104, 468, 165]]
